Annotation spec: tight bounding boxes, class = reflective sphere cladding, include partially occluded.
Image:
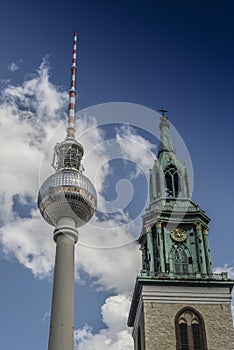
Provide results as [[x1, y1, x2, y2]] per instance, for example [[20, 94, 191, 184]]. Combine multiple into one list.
[[38, 170, 97, 227]]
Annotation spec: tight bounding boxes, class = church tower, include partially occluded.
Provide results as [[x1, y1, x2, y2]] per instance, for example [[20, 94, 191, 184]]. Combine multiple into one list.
[[128, 109, 234, 350]]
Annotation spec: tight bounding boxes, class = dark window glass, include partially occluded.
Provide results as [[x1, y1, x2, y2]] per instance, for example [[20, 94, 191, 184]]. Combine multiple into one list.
[[165, 171, 173, 197], [180, 323, 189, 350], [192, 324, 202, 350], [174, 172, 179, 196], [164, 166, 181, 197]]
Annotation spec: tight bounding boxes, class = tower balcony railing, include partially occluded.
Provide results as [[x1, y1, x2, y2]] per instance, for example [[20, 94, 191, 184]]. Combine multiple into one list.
[[140, 270, 229, 281]]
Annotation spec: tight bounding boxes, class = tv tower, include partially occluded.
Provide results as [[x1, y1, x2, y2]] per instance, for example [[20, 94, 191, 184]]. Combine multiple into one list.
[[38, 32, 97, 350]]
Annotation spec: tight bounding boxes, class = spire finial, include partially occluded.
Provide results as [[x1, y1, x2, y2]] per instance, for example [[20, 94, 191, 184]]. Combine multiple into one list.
[[159, 107, 168, 117], [67, 31, 78, 139], [158, 106, 175, 156]]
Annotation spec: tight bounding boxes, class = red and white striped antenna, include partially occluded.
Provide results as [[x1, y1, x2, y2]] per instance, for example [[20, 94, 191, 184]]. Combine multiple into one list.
[[67, 31, 78, 138]]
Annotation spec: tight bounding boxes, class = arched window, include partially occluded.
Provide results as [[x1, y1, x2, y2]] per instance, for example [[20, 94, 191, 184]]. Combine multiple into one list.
[[175, 307, 207, 350], [174, 246, 189, 274], [164, 165, 181, 197], [170, 245, 189, 275]]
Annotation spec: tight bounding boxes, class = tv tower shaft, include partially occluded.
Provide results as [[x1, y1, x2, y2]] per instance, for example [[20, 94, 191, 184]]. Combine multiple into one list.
[[48, 223, 77, 350]]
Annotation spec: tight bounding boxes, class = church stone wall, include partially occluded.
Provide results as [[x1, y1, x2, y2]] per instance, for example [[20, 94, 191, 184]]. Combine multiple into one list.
[[143, 302, 234, 350]]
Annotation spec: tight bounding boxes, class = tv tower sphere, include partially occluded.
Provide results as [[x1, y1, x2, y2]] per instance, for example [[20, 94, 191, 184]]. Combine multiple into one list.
[[38, 137, 97, 229]]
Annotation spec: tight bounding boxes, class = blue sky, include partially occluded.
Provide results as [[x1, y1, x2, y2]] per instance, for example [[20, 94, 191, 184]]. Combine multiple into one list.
[[0, 1, 234, 349]]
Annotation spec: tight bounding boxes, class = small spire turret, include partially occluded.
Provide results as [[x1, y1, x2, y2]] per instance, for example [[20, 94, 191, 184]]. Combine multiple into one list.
[[148, 109, 191, 203]]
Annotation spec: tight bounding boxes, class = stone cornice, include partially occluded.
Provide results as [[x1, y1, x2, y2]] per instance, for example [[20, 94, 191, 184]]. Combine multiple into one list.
[[128, 277, 234, 327]]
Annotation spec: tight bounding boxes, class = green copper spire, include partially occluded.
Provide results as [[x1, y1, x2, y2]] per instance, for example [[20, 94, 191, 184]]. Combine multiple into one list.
[[149, 109, 191, 202], [138, 110, 215, 280]]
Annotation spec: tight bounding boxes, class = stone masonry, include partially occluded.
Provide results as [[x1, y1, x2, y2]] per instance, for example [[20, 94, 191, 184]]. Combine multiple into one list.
[[143, 302, 234, 350]]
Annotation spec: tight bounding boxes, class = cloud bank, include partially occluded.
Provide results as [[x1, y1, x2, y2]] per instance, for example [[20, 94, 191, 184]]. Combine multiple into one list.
[[74, 294, 133, 350]]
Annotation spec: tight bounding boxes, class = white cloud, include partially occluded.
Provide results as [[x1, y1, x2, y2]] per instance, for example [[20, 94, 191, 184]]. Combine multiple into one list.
[[213, 265, 234, 320], [76, 238, 140, 293], [74, 294, 133, 350], [4, 57, 67, 123], [0, 59, 68, 275], [1, 210, 54, 277], [213, 264, 234, 279], [7, 61, 21, 72], [116, 124, 156, 179], [42, 311, 50, 322], [0, 63, 65, 229]]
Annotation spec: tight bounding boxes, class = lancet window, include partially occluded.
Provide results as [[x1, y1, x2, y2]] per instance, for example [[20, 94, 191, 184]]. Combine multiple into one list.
[[175, 308, 207, 350], [170, 245, 191, 275], [164, 165, 180, 197]]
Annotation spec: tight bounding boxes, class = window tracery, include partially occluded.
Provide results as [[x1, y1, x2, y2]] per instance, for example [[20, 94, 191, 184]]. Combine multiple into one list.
[[175, 307, 207, 350], [164, 165, 180, 197], [170, 244, 190, 275]]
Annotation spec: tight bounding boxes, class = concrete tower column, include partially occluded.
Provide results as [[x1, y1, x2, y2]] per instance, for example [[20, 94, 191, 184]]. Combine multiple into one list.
[[48, 218, 78, 350]]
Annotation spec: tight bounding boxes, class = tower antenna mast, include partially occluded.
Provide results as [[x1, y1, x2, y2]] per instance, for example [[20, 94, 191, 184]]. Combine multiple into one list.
[[67, 31, 78, 138]]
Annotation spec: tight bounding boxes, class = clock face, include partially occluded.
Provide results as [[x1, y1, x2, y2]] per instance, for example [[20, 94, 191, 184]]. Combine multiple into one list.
[[170, 228, 187, 242]]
